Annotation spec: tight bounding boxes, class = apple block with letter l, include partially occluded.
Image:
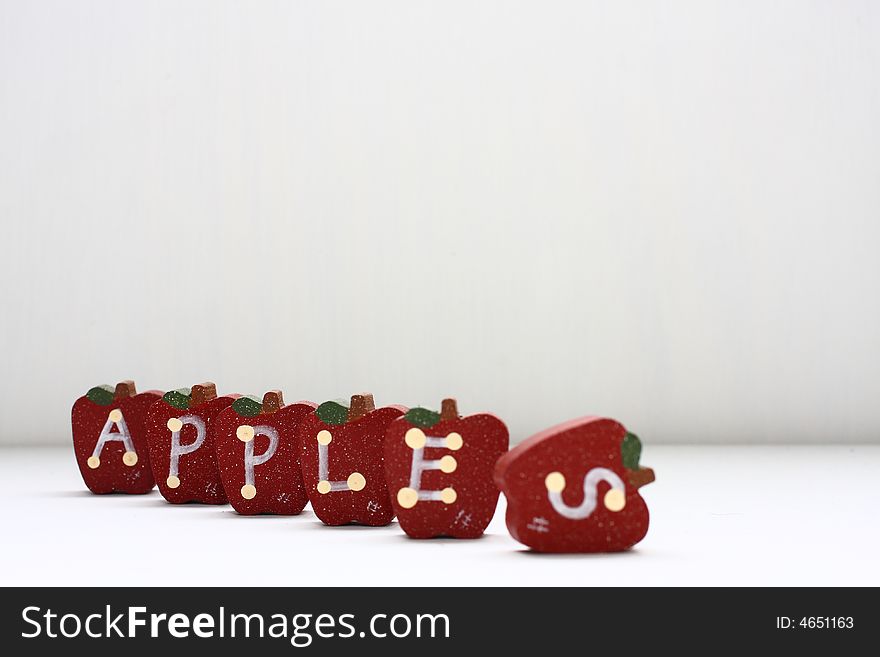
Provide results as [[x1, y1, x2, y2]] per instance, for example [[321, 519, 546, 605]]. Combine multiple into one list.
[[298, 393, 405, 526]]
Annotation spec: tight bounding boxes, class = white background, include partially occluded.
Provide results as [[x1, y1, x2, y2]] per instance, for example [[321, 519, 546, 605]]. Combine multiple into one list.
[[5, 444, 879, 585], [2, 1, 880, 446]]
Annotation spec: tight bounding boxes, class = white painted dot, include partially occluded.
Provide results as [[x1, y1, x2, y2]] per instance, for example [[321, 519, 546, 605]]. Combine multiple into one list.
[[316, 430, 332, 445], [545, 471, 565, 493], [167, 417, 183, 433], [604, 488, 626, 512], [236, 425, 255, 442], [397, 487, 418, 509], [439, 455, 457, 473], [405, 427, 426, 449], [440, 487, 457, 504], [347, 472, 366, 492], [445, 432, 463, 451]]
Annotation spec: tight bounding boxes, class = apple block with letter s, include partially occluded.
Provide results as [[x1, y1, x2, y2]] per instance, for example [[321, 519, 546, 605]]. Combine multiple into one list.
[[494, 416, 654, 552]]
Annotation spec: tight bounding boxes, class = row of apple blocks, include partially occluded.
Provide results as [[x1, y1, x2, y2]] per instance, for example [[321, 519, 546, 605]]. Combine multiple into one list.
[[72, 381, 655, 553]]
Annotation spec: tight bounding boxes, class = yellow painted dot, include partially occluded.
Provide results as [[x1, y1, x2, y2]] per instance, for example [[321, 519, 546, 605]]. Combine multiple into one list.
[[440, 487, 457, 504], [347, 472, 366, 492], [166, 475, 180, 489], [545, 471, 566, 493], [439, 455, 457, 473], [167, 417, 183, 433], [241, 484, 257, 500], [108, 409, 123, 423], [86, 456, 100, 469], [445, 432, 463, 451], [604, 488, 626, 512], [122, 451, 138, 466], [316, 480, 331, 494], [404, 427, 426, 449], [316, 430, 332, 445], [397, 487, 418, 509], [236, 425, 255, 442]]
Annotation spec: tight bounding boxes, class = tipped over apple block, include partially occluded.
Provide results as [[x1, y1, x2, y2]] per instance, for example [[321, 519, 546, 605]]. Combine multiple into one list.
[[494, 416, 655, 552]]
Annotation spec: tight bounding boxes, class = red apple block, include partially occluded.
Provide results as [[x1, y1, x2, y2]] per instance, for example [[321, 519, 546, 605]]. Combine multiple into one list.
[[384, 398, 508, 539], [71, 380, 162, 494], [298, 393, 405, 526], [214, 391, 316, 515], [494, 416, 655, 553], [145, 382, 234, 504]]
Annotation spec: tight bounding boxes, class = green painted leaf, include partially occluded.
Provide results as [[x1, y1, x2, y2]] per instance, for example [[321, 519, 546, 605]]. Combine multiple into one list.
[[86, 385, 114, 406], [163, 388, 192, 410], [405, 407, 441, 428], [232, 395, 262, 417], [316, 401, 349, 425], [621, 432, 642, 470]]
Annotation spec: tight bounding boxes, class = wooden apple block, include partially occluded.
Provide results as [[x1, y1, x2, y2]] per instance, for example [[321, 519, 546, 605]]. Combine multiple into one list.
[[494, 416, 655, 552], [214, 391, 316, 515], [145, 382, 234, 504], [384, 398, 508, 539], [298, 393, 405, 526], [71, 381, 162, 494]]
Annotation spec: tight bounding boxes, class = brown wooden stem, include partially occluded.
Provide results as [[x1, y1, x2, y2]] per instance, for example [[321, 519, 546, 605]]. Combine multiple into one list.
[[440, 398, 459, 422], [348, 393, 375, 422], [190, 382, 217, 407], [262, 390, 284, 414], [114, 380, 136, 400], [627, 467, 655, 489]]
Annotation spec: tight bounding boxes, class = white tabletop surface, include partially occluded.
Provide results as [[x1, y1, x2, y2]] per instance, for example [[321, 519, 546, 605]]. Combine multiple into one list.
[[2, 445, 877, 587]]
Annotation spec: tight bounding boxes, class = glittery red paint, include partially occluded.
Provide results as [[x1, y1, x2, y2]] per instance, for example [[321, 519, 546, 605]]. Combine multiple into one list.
[[494, 416, 654, 553], [145, 384, 234, 505], [298, 395, 405, 526], [71, 382, 161, 494], [214, 393, 316, 515], [384, 401, 508, 539]]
